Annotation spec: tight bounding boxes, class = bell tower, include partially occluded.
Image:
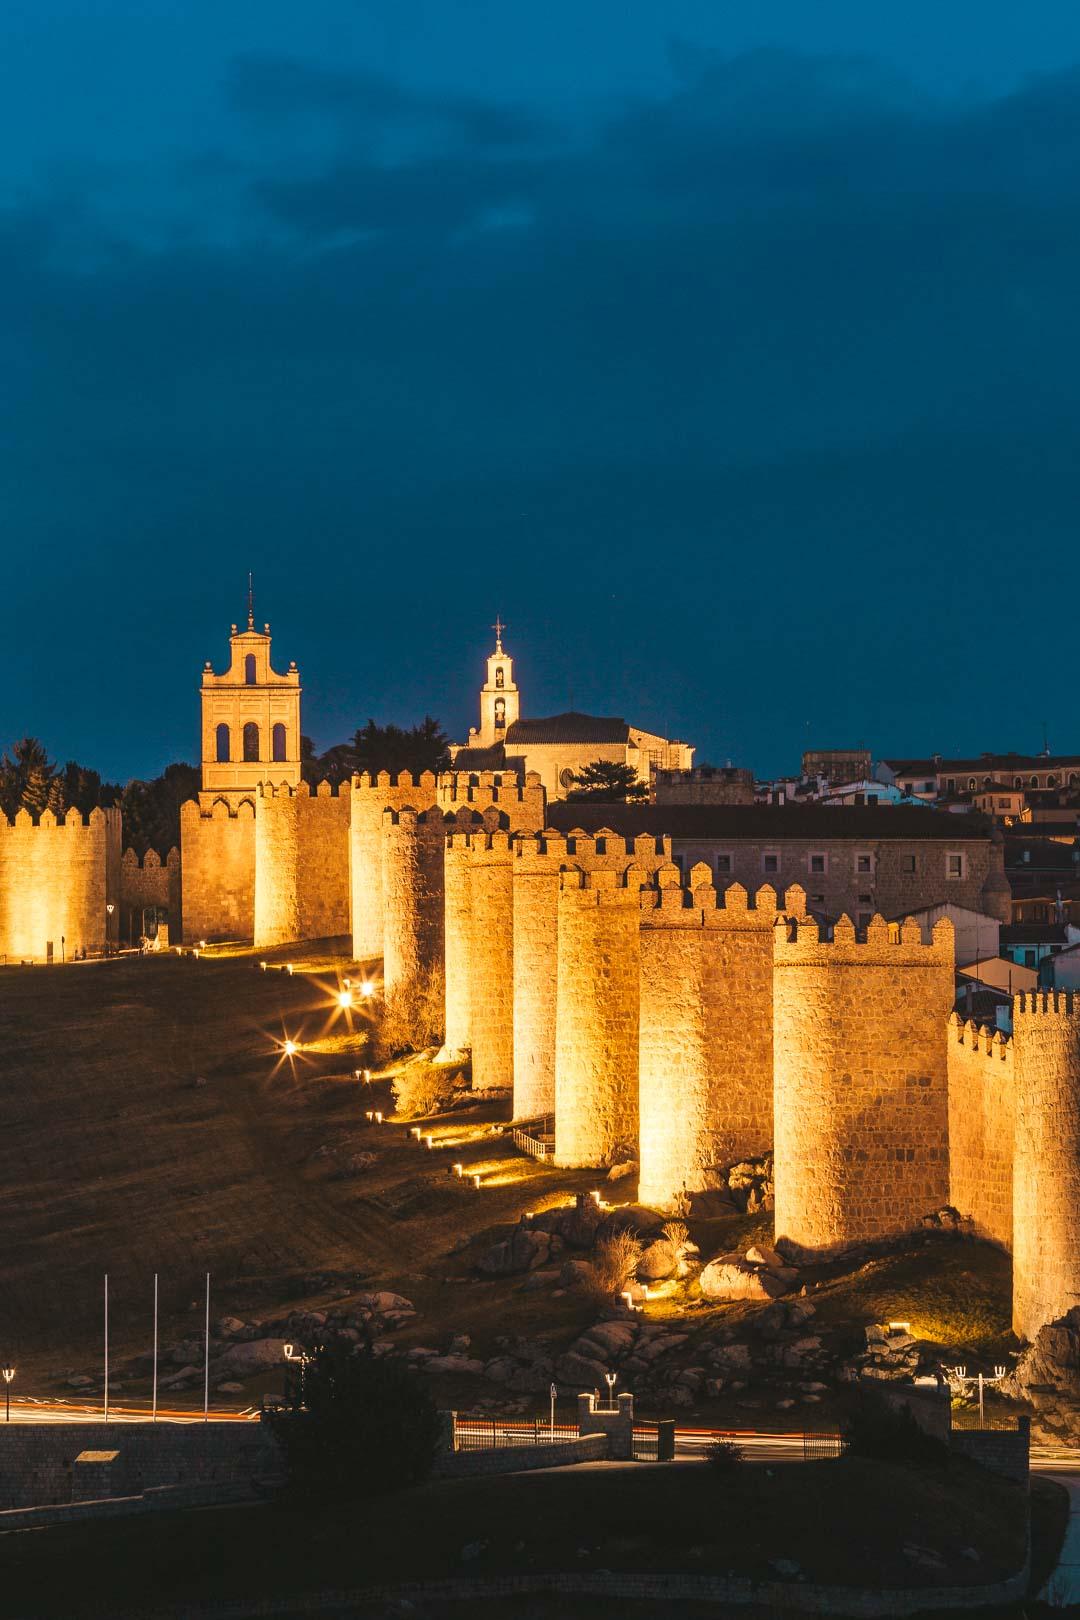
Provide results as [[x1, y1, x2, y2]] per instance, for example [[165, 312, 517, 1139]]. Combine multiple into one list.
[[199, 581, 302, 799], [474, 618, 520, 747]]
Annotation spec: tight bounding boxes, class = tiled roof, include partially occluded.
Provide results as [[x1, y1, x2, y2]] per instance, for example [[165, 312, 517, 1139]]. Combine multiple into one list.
[[506, 712, 630, 746], [450, 744, 508, 771], [545, 803, 994, 842]]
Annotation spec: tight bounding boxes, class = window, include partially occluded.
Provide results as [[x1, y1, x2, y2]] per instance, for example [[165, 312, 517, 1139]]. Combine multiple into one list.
[[902, 853, 917, 873], [763, 852, 779, 874], [1024, 949, 1037, 969], [809, 853, 827, 875], [1031, 775, 1039, 788], [244, 653, 256, 685], [1015, 777, 1023, 788], [495, 665, 504, 688], [998, 798, 1009, 809], [1048, 774, 1057, 788], [968, 778, 976, 791], [215, 723, 230, 763], [243, 721, 260, 762], [856, 853, 873, 874], [272, 722, 287, 762], [494, 698, 506, 729], [946, 778, 955, 791], [947, 852, 965, 880], [859, 893, 872, 904], [715, 853, 732, 875], [923, 780, 934, 793]]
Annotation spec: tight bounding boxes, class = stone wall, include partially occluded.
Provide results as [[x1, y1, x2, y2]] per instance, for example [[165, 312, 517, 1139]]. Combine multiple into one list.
[[253, 782, 351, 948], [554, 868, 643, 1167], [511, 833, 568, 1118], [946, 1015, 1014, 1250], [119, 846, 181, 944], [1012, 989, 1080, 1340], [637, 872, 799, 1210], [469, 832, 515, 1091], [0, 1421, 279, 1511], [773, 914, 955, 1256], [180, 796, 255, 943], [0, 805, 121, 962], [381, 807, 446, 992]]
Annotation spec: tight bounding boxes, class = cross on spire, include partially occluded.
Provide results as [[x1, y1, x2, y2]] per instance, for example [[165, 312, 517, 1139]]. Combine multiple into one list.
[[492, 614, 506, 653], [247, 572, 255, 631]]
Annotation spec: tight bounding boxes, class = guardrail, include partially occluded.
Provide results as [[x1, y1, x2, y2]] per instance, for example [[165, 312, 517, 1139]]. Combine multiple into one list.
[[453, 1415, 578, 1452]]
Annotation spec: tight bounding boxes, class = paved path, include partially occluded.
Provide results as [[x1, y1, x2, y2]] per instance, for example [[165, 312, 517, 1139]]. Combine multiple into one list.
[[1032, 1444, 1080, 1603]]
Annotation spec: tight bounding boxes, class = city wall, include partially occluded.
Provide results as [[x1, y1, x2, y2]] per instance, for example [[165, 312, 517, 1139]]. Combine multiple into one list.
[[0, 806, 120, 962], [1012, 990, 1080, 1341], [253, 781, 351, 948], [637, 871, 800, 1211], [772, 914, 955, 1257], [119, 846, 181, 944], [180, 797, 256, 943], [946, 1015, 1014, 1250]]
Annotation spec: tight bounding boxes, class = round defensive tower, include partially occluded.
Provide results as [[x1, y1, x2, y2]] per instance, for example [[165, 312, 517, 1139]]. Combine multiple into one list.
[[468, 832, 514, 1091], [380, 806, 445, 993], [253, 784, 301, 948], [772, 913, 955, 1258], [554, 867, 643, 1168], [442, 831, 474, 1056], [511, 832, 567, 1119], [1012, 990, 1080, 1341], [638, 868, 780, 1211]]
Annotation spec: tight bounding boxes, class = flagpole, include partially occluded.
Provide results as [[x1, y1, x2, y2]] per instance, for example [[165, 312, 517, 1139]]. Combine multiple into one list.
[[104, 1273, 109, 1424], [204, 1272, 210, 1423], [152, 1273, 159, 1423]]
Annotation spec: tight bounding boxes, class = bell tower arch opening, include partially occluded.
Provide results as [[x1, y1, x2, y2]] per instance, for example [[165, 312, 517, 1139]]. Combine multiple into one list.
[[199, 583, 302, 800]]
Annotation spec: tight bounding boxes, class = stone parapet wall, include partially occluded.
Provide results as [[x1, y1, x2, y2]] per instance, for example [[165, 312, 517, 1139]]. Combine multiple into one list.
[[119, 846, 180, 943], [381, 807, 445, 992], [1012, 989, 1080, 1340], [0, 805, 120, 962], [773, 914, 955, 1256], [468, 832, 515, 1091], [946, 1015, 1014, 1250], [434, 1432, 607, 1478]]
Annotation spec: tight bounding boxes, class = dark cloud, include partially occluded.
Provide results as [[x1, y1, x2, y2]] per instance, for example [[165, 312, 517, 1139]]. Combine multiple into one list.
[[3, 47, 1080, 779]]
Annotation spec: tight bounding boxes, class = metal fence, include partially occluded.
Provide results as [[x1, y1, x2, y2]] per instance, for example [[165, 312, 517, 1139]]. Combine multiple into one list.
[[949, 1408, 1020, 1432], [454, 1414, 578, 1452], [633, 1424, 659, 1461], [802, 1431, 846, 1460], [510, 1116, 556, 1161]]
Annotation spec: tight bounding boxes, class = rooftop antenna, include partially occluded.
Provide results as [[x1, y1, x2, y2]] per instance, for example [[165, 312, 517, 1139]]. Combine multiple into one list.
[[247, 572, 255, 632], [492, 614, 506, 654], [1042, 719, 1049, 757]]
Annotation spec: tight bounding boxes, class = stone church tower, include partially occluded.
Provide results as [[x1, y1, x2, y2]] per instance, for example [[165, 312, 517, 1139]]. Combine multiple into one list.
[[470, 618, 520, 748], [199, 585, 301, 799]]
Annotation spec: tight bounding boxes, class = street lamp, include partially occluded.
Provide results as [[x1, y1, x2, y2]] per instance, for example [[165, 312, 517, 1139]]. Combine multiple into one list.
[[946, 1363, 1007, 1424], [604, 1371, 617, 1409], [105, 902, 115, 957], [550, 1381, 557, 1438], [2, 1366, 14, 1423], [283, 1344, 309, 1403], [359, 979, 376, 999]]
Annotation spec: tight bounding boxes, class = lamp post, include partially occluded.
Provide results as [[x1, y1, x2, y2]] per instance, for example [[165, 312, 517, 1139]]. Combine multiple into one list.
[[2, 1366, 14, 1423], [283, 1344, 309, 1404], [604, 1371, 617, 1410], [946, 1363, 1007, 1424], [550, 1381, 557, 1438], [105, 902, 115, 957]]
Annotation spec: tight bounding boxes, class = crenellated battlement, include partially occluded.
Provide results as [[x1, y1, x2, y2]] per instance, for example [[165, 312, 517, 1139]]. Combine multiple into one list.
[[774, 911, 954, 962], [0, 804, 120, 834], [948, 1010, 1013, 1063], [1015, 989, 1079, 1020], [352, 766, 543, 812], [120, 845, 180, 871], [257, 779, 352, 801], [559, 865, 647, 901], [183, 795, 255, 822]]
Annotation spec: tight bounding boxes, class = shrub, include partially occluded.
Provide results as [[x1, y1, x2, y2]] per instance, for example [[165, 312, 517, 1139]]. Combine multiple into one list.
[[583, 1229, 643, 1302], [661, 1220, 690, 1253], [842, 1394, 947, 1464], [393, 1060, 463, 1119], [264, 1336, 443, 1501], [379, 964, 445, 1056], [706, 1437, 745, 1473]]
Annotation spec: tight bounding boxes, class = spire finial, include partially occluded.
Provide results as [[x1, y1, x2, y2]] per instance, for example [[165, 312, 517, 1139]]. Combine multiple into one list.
[[247, 572, 255, 631], [492, 614, 506, 653]]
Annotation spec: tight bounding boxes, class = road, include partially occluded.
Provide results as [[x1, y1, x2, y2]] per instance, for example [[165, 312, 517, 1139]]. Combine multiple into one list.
[[3, 1396, 258, 1424]]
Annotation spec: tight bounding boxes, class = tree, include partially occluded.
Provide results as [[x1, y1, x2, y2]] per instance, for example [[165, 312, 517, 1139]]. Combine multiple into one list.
[[566, 759, 648, 802], [0, 737, 55, 817], [264, 1337, 443, 1501], [120, 762, 199, 855], [303, 717, 452, 786]]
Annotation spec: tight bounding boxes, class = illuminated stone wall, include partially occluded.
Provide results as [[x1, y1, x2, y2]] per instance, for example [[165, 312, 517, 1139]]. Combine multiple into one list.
[[180, 796, 256, 943], [946, 1014, 1014, 1251], [772, 913, 955, 1256], [443, 833, 474, 1053], [511, 832, 567, 1118], [118, 846, 180, 943], [381, 806, 446, 992], [469, 832, 515, 1091], [637, 871, 800, 1211], [0, 806, 120, 962], [554, 868, 643, 1167], [1012, 990, 1080, 1340]]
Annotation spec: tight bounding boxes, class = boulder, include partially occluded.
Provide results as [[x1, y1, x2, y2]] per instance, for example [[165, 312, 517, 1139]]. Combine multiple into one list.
[[578, 1320, 636, 1357], [507, 1361, 555, 1394], [477, 1226, 550, 1277], [448, 1334, 472, 1354], [745, 1245, 789, 1274], [638, 1239, 678, 1282], [483, 1357, 518, 1383], [216, 1381, 244, 1394], [213, 1316, 247, 1339], [559, 1259, 593, 1289], [699, 1255, 788, 1302], [214, 1338, 291, 1376], [555, 1350, 610, 1387], [423, 1354, 486, 1376], [519, 1268, 559, 1292], [1004, 1306, 1080, 1403], [708, 1342, 752, 1372], [356, 1291, 415, 1314], [607, 1161, 637, 1182]]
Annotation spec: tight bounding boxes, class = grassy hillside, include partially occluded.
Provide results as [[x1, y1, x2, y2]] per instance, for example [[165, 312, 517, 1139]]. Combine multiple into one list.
[[0, 948, 595, 1388]]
